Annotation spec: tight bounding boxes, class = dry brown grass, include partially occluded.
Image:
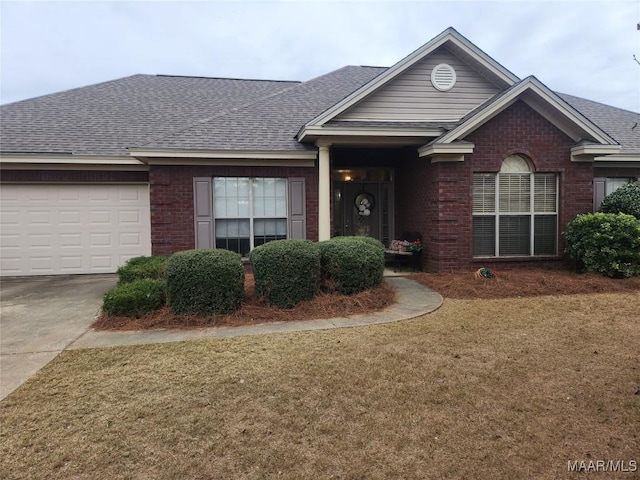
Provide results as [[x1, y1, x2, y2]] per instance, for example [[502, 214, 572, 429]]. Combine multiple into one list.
[[1, 290, 639, 479]]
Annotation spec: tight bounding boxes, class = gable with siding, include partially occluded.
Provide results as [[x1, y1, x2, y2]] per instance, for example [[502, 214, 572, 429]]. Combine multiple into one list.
[[336, 46, 502, 123]]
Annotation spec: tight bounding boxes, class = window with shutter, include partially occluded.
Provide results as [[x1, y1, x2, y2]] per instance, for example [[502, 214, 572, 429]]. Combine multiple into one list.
[[472, 155, 558, 258], [209, 177, 289, 257]]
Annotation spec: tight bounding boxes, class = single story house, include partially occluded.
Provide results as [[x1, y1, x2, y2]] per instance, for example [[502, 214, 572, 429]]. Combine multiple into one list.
[[1, 27, 639, 276]]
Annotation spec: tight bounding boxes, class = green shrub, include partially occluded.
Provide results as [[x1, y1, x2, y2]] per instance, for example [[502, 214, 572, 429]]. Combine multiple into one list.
[[249, 240, 320, 308], [599, 181, 640, 219], [102, 279, 166, 318], [319, 236, 385, 295], [565, 212, 640, 278], [165, 249, 245, 315], [117, 255, 168, 285]]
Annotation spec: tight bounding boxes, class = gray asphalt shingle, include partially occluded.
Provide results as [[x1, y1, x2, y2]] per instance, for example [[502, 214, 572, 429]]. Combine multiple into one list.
[[558, 93, 640, 155], [0, 75, 300, 156], [1, 68, 637, 157]]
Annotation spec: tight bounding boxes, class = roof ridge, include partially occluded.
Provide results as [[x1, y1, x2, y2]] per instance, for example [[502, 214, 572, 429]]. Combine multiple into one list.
[[154, 74, 301, 84]]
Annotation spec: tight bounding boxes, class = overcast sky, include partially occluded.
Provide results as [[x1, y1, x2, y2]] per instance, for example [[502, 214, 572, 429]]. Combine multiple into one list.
[[1, 0, 639, 112]]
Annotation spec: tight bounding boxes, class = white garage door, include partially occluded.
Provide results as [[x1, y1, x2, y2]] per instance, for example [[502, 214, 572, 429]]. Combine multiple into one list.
[[1, 184, 151, 276]]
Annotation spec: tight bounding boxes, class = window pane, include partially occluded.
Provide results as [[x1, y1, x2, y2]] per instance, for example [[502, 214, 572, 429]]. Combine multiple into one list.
[[253, 177, 287, 218], [254, 218, 287, 247], [215, 219, 250, 256], [473, 174, 496, 213], [499, 174, 530, 213], [499, 215, 530, 256], [473, 216, 495, 257], [534, 215, 557, 255], [534, 174, 557, 213], [605, 178, 633, 195]]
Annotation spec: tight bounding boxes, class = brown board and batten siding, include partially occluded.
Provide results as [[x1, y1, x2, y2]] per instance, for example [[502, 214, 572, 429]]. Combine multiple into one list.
[[336, 46, 501, 122]]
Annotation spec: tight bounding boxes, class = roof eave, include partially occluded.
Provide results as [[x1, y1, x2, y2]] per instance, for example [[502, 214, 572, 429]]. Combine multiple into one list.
[[298, 125, 446, 144], [128, 148, 317, 167], [0, 153, 148, 170]]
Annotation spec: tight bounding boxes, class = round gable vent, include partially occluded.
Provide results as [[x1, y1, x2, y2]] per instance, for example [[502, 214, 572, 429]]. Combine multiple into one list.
[[431, 63, 456, 91]]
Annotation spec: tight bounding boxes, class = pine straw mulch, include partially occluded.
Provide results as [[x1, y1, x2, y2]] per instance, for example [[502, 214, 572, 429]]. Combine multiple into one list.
[[93, 274, 396, 331], [410, 265, 640, 299]]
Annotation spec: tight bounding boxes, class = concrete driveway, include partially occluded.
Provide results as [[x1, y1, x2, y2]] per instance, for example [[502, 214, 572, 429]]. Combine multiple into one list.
[[0, 274, 117, 400]]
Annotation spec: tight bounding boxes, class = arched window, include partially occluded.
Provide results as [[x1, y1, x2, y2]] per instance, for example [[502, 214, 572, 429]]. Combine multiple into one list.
[[472, 155, 558, 257]]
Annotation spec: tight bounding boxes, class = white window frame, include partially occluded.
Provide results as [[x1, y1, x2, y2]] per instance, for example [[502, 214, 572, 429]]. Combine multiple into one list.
[[213, 177, 288, 255], [473, 157, 559, 258]]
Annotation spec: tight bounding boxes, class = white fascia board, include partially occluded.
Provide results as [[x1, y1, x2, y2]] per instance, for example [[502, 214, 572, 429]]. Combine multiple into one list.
[[145, 158, 315, 167], [438, 78, 618, 146], [0, 154, 147, 168], [594, 154, 640, 163], [298, 125, 444, 142], [129, 148, 317, 161], [304, 28, 519, 129], [571, 144, 622, 156], [418, 142, 475, 158]]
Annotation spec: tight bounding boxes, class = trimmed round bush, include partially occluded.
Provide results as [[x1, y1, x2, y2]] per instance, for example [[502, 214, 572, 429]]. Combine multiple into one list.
[[166, 249, 245, 315], [102, 279, 166, 318], [249, 239, 320, 308], [565, 212, 640, 278], [319, 236, 385, 295], [117, 255, 168, 285], [599, 181, 640, 219]]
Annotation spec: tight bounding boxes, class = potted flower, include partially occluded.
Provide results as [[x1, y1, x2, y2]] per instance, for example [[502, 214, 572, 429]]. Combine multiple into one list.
[[408, 239, 423, 254]]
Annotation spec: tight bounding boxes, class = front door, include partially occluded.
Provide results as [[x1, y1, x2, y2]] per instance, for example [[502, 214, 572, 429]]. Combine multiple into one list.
[[343, 182, 381, 239], [334, 180, 393, 245]]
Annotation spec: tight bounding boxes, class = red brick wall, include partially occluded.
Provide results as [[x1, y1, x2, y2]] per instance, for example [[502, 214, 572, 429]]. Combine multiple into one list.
[[398, 100, 592, 272], [0, 169, 148, 183], [149, 164, 318, 255]]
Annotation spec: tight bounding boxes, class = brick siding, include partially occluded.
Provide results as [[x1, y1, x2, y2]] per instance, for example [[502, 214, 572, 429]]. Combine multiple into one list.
[[149, 164, 318, 256], [397, 100, 591, 272]]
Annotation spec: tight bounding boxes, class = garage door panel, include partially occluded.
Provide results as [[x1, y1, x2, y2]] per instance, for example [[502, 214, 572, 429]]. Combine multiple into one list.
[[0, 184, 151, 276]]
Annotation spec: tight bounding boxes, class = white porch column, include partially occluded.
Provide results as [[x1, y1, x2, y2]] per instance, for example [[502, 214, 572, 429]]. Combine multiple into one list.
[[317, 143, 331, 241]]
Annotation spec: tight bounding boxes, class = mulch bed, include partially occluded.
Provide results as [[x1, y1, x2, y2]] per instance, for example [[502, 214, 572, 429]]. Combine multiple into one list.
[[93, 274, 396, 331], [93, 266, 640, 331], [410, 266, 640, 299]]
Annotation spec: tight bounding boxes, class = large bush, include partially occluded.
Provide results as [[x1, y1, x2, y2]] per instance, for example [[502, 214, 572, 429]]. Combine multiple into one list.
[[102, 279, 166, 318], [117, 255, 168, 285], [319, 236, 385, 295], [166, 249, 245, 315], [565, 212, 640, 278], [599, 181, 640, 219], [250, 240, 320, 308]]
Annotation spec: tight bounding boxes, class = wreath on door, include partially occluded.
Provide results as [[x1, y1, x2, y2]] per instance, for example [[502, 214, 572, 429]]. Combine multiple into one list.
[[354, 192, 375, 217]]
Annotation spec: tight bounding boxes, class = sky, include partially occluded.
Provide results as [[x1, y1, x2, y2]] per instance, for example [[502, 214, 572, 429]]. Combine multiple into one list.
[[1, 0, 639, 112]]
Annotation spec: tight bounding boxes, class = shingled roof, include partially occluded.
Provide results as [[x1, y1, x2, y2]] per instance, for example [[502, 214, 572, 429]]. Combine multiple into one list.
[[558, 93, 640, 155], [0, 74, 300, 156], [1, 68, 638, 157], [140, 66, 386, 152]]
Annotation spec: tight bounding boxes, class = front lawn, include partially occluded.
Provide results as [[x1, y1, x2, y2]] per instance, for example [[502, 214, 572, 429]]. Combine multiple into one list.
[[1, 287, 638, 479]]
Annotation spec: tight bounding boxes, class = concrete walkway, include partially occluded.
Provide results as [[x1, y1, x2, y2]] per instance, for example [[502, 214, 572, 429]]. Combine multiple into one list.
[[0, 274, 117, 400], [1, 273, 441, 401], [69, 277, 443, 349]]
